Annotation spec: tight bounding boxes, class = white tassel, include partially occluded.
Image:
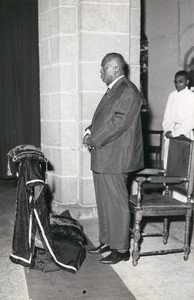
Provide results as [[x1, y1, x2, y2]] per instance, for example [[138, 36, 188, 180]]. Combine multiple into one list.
[[45, 160, 48, 184], [6, 156, 13, 176]]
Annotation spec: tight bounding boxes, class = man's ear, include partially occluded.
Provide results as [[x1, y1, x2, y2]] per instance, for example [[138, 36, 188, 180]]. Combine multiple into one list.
[[186, 79, 190, 85], [114, 66, 119, 74]]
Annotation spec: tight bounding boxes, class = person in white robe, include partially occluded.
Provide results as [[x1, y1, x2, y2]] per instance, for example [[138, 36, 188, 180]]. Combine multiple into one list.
[[162, 70, 194, 202]]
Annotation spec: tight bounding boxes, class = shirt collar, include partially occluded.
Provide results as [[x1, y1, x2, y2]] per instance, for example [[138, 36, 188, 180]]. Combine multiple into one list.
[[108, 75, 124, 90], [176, 86, 188, 93]]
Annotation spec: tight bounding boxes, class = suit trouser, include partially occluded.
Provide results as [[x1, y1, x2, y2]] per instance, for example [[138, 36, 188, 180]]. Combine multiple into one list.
[[93, 172, 130, 250]]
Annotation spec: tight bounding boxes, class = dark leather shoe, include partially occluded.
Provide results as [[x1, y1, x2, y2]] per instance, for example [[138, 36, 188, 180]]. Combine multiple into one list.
[[88, 243, 110, 254], [99, 250, 130, 264]]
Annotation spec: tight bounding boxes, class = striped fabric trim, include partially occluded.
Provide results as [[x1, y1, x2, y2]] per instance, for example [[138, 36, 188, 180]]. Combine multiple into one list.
[[34, 209, 77, 272], [10, 253, 32, 264], [26, 179, 44, 186]]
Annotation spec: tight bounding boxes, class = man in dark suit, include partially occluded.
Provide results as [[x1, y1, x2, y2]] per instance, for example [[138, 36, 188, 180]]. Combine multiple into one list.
[[83, 53, 144, 264]]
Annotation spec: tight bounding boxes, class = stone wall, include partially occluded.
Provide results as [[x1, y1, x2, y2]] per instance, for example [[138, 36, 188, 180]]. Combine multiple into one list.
[[38, 0, 140, 216]]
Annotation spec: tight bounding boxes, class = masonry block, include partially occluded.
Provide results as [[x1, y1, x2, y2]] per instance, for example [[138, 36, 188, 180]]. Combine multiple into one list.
[[130, 37, 140, 65], [39, 39, 50, 66], [41, 121, 61, 146], [51, 93, 78, 121], [59, 7, 77, 34], [51, 175, 78, 214], [80, 178, 96, 206], [60, 64, 77, 92], [80, 148, 92, 178], [131, 9, 140, 37], [130, 65, 140, 89], [41, 94, 51, 120], [131, 0, 140, 9], [61, 176, 78, 204], [60, 35, 77, 64], [47, 168, 78, 204], [61, 148, 78, 176], [50, 36, 60, 64], [81, 33, 130, 62], [39, 9, 59, 39], [51, 148, 62, 175], [51, 94, 61, 120], [61, 121, 78, 148], [50, 0, 78, 9], [40, 66, 60, 93], [81, 0, 129, 3], [81, 3, 130, 33], [60, 93, 78, 120], [50, 148, 78, 177], [38, 0, 49, 14]]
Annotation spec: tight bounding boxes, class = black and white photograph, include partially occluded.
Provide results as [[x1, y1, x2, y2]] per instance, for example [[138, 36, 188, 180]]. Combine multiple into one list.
[[0, 0, 194, 299]]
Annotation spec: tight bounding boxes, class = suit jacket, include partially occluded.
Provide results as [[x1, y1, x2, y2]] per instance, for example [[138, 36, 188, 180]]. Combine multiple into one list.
[[89, 76, 144, 174]]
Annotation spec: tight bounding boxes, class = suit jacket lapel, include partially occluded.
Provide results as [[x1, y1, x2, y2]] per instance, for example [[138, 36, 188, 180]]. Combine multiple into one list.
[[93, 93, 109, 121], [93, 76, 126, 121]]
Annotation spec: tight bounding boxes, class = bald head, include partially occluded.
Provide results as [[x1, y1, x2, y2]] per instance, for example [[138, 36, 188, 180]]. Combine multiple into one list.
[[102, 53, 126, 72], [100, 53, 126, 85]]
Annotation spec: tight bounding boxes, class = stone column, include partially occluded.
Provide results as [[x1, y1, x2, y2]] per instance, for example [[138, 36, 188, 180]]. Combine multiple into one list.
[[38, 0, 140, 217], [79, 0, 140, 212]]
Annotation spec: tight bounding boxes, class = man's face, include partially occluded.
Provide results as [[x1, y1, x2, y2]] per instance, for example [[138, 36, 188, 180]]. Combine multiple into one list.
[[100, 59, 117, 85], [174, 75, 188, 92]]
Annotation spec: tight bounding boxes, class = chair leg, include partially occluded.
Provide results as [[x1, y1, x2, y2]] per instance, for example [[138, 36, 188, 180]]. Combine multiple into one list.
[[183, 214, 191, 261], [132, 211, 142, 266], [163, 218, 169, 244], [155, 152, 159, 168], [159, 152, 162, 168]]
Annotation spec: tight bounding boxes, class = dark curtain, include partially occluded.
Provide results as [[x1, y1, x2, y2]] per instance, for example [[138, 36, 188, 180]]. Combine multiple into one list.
[[0, 0, 40, 178]]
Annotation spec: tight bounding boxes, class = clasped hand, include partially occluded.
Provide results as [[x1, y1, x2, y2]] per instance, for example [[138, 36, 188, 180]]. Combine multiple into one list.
[[165, 131, 172, 138], [83, 134, 95, 150]]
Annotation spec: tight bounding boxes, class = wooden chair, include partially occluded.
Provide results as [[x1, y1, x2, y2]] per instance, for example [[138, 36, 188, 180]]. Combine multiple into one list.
[[129, 136, 194, 266], [143, 130, 163, 168]]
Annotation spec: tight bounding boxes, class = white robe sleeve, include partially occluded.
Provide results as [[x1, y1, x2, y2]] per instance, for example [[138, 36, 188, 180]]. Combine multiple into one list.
[[172, 92, 194, 137], [162, 93, 174, 134]]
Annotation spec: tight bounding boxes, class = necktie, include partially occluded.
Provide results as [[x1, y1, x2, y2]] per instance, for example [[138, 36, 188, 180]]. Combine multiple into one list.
[[106, 87, 110, 94]]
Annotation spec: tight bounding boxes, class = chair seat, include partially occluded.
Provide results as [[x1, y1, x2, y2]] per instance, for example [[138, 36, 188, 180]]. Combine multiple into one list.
[[129, 194, 188, 216]]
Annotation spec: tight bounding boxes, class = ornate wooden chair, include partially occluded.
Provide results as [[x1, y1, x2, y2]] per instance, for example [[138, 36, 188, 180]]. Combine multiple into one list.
[[143, 130, 163, 168], [129, 136, 194, 266]]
